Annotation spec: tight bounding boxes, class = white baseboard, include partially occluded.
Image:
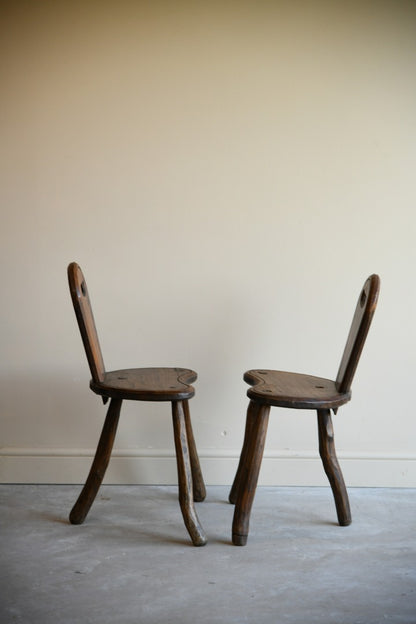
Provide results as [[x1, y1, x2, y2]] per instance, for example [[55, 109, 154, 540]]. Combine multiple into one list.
[[0, 448, 415, 487]]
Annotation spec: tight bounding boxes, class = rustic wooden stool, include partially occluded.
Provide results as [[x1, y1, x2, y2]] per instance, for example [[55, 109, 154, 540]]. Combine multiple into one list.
[[229, 275, 380, 545], [67, 262, 207, 546]]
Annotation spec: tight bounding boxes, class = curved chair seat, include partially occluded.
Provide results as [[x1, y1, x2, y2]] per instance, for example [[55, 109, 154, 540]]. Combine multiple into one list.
[[90, 367, 197, 402], [245, 370, 351, 410]]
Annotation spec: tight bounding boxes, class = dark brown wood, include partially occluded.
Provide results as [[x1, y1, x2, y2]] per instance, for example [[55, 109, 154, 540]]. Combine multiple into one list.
[[90, 368, 196, 402], [68, 262, 105, 384], [229, 275, 380, 544], [183, 399, 206, 502], [245, 370, 351, 409], [232, 402, 270, 546], [336, 274, 380, 393], [317, 408, 351, 526], [229, 400, 257, 504], [68, 262, 206, 545], [70, 397, 122, 524], [172, 401, 207, 546]]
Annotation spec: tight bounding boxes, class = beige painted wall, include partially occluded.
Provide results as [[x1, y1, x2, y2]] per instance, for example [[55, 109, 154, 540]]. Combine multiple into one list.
[[1, 1, 415, 486]]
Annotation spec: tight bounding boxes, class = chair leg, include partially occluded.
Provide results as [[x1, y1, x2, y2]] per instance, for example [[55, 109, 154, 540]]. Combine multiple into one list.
[[232, 401, 270, 546], [182, 399, 206, 502], [229, 400, 257, 504], [317, 408, 351, 526], [172, 401, 207, 546], [69, 397, 122, 525]]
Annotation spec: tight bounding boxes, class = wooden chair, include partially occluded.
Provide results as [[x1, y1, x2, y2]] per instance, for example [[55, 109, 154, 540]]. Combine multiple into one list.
[[229, 274, 380, 545], [67, 262, 207, 546]]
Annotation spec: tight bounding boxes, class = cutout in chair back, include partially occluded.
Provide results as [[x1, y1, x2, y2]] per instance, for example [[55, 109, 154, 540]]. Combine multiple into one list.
[[335, 274, 380, 394], [68, 262, 105, 383]]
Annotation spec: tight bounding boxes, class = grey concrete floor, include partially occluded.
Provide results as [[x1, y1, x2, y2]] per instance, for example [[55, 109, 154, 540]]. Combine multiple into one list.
[[0, 485, 415, 624]]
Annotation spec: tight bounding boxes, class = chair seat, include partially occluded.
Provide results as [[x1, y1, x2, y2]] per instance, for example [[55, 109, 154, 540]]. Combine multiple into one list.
[[90, 367, 197, 402], [245, 369, 351, 409]]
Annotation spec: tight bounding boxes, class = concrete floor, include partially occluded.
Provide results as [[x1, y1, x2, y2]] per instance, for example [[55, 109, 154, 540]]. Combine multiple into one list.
[[0, 485, 415, 624]]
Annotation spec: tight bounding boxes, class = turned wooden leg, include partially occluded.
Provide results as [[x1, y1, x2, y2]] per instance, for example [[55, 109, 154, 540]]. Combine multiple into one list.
[[317, 408, 351, 526], [172, 401, 207, 546], [182, 399, 206, 502], [70, 397, 122, 525], [229, 400, 257, 504], [232, 401, 270, 546]]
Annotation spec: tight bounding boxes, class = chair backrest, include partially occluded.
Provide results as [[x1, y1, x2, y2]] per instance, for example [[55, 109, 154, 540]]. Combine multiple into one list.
[[335, 274, 380, 394], [68, 262, 105, 384]]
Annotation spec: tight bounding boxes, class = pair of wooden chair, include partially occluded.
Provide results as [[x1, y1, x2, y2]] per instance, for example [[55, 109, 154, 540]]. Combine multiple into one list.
[[68, 263, 379, 546]]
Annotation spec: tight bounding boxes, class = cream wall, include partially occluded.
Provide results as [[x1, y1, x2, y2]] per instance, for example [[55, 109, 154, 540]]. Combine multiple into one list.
[[1, 1, 415, 486]]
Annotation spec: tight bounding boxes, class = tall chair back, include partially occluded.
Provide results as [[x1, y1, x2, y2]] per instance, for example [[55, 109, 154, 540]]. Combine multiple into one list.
[[68, 262, 105, 384], [335, 274, 380, 394]]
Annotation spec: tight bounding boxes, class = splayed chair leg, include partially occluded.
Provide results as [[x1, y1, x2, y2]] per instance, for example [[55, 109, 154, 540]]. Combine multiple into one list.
[[317, 408, 351, 526], [172, 401, 207, 546], [70, 397, 122, 525], [232, 402, 270, 545], [182, 399, 206, 502], [229, 400, 257, 504]]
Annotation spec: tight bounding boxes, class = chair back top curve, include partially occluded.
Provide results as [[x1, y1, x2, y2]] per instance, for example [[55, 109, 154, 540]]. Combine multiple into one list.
[[335, 274, 380, 394], [68, 262, 105, 384]]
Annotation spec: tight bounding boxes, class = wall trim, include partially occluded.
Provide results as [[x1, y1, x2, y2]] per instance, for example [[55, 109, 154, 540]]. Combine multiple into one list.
[[1, 447, 415, 487]]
